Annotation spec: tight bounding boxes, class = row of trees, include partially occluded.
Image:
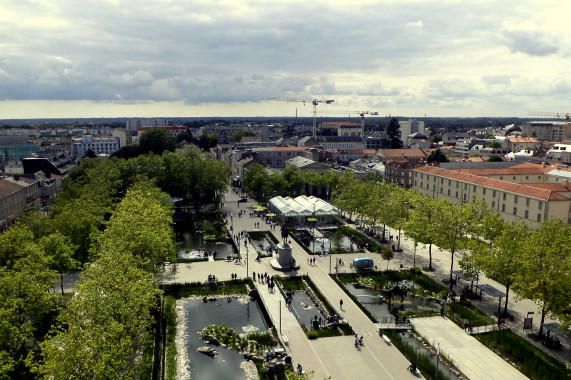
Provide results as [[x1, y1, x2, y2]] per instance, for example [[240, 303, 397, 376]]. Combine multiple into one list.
[[25, 145, 229, 265], [1, 142, 228, 378], [0, 181, 174, 378], [243, 163, 345, 202], [35, 185, 172, 378], [330, 174, 570, 334]]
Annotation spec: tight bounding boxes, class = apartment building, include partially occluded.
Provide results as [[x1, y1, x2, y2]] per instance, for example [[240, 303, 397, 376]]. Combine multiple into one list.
[[522, 121, 568, 142], [412, 165, 571, 227], [71, 135, 120, 157], [0, 175, 42, 231]]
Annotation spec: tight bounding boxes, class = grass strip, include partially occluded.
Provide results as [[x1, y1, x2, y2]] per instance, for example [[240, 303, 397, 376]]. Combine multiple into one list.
[[475, 330, 567, 380], [384, 329, 452, 380], [164, 295, 177, 380]]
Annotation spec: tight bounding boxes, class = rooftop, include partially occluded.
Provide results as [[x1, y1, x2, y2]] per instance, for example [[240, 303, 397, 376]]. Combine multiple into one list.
[[415, 165, 570, 201]]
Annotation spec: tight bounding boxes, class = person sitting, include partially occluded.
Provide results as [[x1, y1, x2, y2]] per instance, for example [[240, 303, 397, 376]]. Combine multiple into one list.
[[408, 362, 416, 373]]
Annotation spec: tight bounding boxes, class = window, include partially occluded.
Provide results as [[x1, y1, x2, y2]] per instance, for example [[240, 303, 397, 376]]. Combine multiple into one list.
[[483, 188, 486, 195], [500, 176, 503, 180], [492, 201, 495, 209], [456, 182, 459, 188], [526, 176, 529, 180], [537, 214, 542, 222], [473, 185, 476, 192], [447, 189, 450, 196], [503, 193, 506, 200], [513, 207, 517, 215], [493, 190, 496, 197], [441, 178, 444, 184], [455, 191, 458, 198], [538, 202, 543, 210], [502, 204, 505, 212], [513, 176, 516, 180], [526, 198, 530, 206], [449, 179, 451, 185], [514, 195, 518, 204], [525, 210, 529, 219]]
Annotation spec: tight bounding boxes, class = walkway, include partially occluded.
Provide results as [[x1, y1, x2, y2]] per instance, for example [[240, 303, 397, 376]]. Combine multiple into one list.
[[413, 317, 527, 380]]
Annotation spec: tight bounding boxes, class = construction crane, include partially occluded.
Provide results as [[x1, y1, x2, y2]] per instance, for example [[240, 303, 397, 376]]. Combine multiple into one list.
[[528, 111, 570, 143], [265, 97, 334, 138], [317, 110, 379, 136]]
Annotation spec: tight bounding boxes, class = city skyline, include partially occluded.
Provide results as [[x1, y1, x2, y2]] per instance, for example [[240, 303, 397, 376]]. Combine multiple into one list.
[[1, 0, 569, 119]]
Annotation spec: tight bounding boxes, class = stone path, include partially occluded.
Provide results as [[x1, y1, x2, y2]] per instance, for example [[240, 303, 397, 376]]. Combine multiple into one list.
[[413, 316, 527, 380]]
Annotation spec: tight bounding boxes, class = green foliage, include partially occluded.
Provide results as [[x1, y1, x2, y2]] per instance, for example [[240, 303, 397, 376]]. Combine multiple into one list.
[[381, 248, 394, 269], [137, 127, 176, 155], [162, 281, 249, 298], [447, 303, 495, 327], [383, 329, 452, 380], [431, 134, 442, 143], [37, 251, 161, 379], [384, 118, 403, 149], [516, 218, 571, 333], [164, 296, 177, 380], [91, 185, 175, 271], [487, 154, 503, 162], [486, 140, 502, 148], [426, 148, 450, 163], [476, 330, 567, 380]]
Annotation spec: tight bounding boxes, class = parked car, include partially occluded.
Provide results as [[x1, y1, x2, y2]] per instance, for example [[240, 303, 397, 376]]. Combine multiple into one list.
[[238, 197, 247, 203]]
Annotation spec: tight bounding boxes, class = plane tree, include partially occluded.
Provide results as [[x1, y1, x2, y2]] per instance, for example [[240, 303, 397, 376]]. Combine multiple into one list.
[[91, 183, 175, 271], [403, 192, 438, 269], [516, 218, 571, 335], [37, 251, 160, 379], [432, 199, 476, 287]]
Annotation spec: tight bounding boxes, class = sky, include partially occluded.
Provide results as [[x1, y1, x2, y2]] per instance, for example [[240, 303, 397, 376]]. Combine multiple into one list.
[[0, 0, 570, 119]]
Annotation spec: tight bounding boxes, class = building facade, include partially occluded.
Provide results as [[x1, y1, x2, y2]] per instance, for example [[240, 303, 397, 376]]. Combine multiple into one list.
[[71, 135, 120, 157], [412, 165, 570, 227]]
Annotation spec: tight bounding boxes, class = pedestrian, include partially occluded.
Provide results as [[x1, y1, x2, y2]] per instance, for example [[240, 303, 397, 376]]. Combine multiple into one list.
[[340, 299, 343, 309], [440, 305, 445, 318], [253, 271, 256, 281], [354, 334, 358, 348]]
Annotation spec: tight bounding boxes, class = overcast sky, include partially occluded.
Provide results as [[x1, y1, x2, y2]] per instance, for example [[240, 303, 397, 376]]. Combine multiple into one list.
[[1, 0, 569, 119]]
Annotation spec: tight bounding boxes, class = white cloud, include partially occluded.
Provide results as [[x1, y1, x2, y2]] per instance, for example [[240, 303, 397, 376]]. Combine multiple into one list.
[[407, 20, 423, 27], [0, 0, 570, 118]]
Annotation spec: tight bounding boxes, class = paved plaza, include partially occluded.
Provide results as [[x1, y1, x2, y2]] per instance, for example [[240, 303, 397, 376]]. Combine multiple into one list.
[[153, 188, 571, 379]]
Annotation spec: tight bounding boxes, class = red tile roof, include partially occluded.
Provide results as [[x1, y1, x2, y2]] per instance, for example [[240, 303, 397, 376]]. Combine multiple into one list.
[[415, 165, 570, 201], [457, 163, 549, 176]]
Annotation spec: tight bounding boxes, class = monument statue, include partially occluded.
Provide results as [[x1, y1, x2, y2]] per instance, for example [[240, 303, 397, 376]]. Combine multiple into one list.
[[281, 225, 289, 245]]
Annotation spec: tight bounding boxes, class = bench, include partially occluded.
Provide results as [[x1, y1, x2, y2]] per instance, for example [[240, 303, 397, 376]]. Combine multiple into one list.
[[282, 335, 289, 345]]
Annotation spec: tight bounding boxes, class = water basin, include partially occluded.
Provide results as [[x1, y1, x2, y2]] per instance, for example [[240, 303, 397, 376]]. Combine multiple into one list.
[[177, 296, 270, 379]]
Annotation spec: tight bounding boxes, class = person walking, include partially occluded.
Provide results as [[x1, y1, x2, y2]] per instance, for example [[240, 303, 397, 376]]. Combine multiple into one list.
[[340, 299, 344, 310]]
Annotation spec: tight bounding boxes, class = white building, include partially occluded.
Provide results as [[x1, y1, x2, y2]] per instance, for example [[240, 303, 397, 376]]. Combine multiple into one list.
[[71, 135, 120, 157], [546, 144, 571, 163]]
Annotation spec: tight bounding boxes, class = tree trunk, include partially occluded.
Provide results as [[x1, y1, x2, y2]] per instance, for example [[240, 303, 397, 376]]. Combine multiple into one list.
[[503, 283, 511, 315], [538, 306, 546, 337], [60, 273, 65, 295], [449, 249, 455, 287], [428, 243, 433, 270]]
